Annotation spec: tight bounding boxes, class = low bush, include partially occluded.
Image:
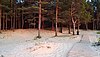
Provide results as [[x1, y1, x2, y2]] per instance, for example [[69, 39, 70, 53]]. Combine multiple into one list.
[[92, 38, 100, 46], [97, 38, 100, 43], [97, 32, 100, 34]]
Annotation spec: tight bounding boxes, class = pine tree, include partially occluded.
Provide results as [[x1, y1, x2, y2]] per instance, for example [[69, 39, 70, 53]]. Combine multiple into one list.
[[0, 0, 1, 32]]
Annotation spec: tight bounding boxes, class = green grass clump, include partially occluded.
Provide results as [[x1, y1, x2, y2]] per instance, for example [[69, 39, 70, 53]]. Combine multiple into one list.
[[97, 38, 100, 42], [97, 32, 100, 34]]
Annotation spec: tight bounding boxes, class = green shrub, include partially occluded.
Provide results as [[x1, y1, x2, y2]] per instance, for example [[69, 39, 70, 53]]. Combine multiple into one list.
[[92, 38, 100, 46], [97, 32, 100, 34], [97, 38, 100, 43]]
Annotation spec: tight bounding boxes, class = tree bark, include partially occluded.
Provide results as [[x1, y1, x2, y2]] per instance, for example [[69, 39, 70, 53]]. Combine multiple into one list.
[[22, 6, 24, 29], [15, 10, 18, 29], [13, 0, 16, 30], [55, 0, 58, 36], [97, 19, 99, 30], [34, 19, 35, 29], [93, 19, 95, 30], [72, 17, 77, 35], [85, 22, 88, 30], [59, 23, 62, 33], [11, 13, 13, 30], [18, 20, 20, 29], [77, 20, 79, 35], [6, 13, 7, 30], [37, 0, 41, 38], [52, 21, 54, 31], [0, 0, 1, 32], [10, 0, 13, 30], [18, 16, 20, 29], [73, 23, 75, 35], [68, 24, 71, 34], [13, 13, 15, 30], [3, 13, 5, 30], [71, 3, 76, 35]]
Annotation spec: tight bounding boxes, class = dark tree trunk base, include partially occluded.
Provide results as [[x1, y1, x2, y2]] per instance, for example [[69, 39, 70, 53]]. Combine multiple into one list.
[[77, 31, 79, 35], [55, 32, 58, 36], [0, 31, 2, 34], [36, 36, 41, 38], [59, 27, 62, 33]]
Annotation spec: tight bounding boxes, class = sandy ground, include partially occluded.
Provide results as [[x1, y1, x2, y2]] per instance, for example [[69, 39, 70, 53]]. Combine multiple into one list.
[[0, 29, 80, 57], [88, 31, 100, 56], [0, 29, 100, 57], [67, 31, 99, 57]]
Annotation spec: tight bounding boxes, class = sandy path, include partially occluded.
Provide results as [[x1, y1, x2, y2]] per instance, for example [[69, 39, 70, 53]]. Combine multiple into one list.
[[67, 32, 99, 57]]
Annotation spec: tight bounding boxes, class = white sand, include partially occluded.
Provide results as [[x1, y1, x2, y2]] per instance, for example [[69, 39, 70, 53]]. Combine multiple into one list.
[[0, 29, 80, 57]]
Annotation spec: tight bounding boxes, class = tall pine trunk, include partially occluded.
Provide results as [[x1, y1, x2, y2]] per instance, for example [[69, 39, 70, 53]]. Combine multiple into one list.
[[18, 13, 21, 29], [13, 13, 15, 30], [59, 23, 62, 33], [71, 17, 76, 35], [55, 0, 58, 36], [0, 0, 1, 32], [85, 22, 88, 30], [10, 0, 13, 30], [93, 20, 94, 30], [15, 10, 18, 29], [34, 19, 36, 29], [97, 19, 99, 30], [68, 24, 71, 34], [37, 0, 41, 38], [13, 0, 16, 30], [22, 6, 24, 29], [52, 20, 54, 31], [71, 3, 76, 35], [77, 20, 79, 35], [21, 11, 24, 29], [73, 23, 75, 35], [3, 12, 5, 30], [11, 13, 13, 30], [6, 13, 7, 30]]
